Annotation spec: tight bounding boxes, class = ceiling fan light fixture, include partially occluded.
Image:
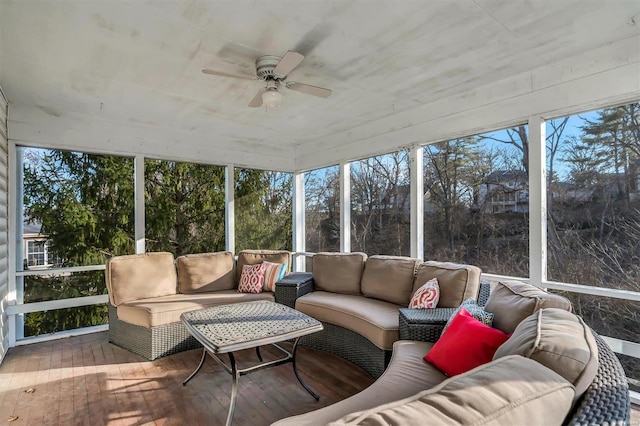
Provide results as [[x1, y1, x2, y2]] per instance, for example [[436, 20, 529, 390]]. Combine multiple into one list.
[[262, 89, 283, 108]]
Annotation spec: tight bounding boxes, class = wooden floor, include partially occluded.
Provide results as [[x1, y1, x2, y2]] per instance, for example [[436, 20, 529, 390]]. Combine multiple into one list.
[[1, 332, 639, 425], [0, 332, 374, 425]]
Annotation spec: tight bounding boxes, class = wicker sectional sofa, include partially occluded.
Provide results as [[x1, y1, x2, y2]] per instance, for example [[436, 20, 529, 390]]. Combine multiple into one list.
[[274, 280, 631, 425], [282, 252, 486, 378], [105, 249, 292, 360]]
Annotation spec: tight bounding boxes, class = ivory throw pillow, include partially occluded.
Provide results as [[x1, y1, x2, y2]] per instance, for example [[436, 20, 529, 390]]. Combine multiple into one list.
[[409, 278, 440, 309], [238, 263, 267, 293]]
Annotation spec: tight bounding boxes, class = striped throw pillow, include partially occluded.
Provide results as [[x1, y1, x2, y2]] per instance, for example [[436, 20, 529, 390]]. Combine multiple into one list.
[[263, 261, 287, 292]]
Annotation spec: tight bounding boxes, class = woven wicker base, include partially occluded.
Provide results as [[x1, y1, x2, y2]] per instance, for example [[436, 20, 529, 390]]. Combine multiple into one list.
[[275, 273, 314, 308], [567, 332, 630, 425], [398, 307, 456, 342], [300, 322, 392, 379], [108, 304, 201, 360]]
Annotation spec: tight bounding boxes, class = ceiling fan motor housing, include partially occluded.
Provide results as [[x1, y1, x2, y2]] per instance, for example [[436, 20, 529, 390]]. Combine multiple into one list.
[[255, 55, 284, 80]]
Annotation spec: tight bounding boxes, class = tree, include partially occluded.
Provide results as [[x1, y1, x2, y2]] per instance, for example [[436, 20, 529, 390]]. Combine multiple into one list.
[[145, 160, 226, 255], [580, 102, 640, 200], [22, 151, 292, 336], [23, 149, 135, 335], [234, 169, 292, 252], [423, 138, 482, 256], [305, 167, 340, 252], [350, 151, 410, 255]]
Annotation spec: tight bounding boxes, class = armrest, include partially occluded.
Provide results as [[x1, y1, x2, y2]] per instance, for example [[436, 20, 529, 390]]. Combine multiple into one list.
[[398, 307, 457, 342], [274, 272, 314, 308]]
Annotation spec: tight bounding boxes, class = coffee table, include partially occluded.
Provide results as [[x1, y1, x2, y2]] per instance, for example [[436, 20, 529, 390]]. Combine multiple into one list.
[[180, 300, 323, 425]]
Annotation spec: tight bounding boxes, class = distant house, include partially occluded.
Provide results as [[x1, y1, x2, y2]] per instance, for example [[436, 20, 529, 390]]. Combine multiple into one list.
[[477, 170, 529, 214], [23, 222, 56, 269], [478, 167, 640, 214], [549, 181, 592, 205]]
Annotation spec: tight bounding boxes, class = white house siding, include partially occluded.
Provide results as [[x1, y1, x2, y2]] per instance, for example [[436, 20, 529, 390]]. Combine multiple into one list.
[[0, 88, 9, 361]]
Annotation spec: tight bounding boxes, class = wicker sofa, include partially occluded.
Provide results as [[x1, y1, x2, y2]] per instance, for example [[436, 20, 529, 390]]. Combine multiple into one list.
[[105, 249, 292, 360], [278, 252, 486, 378], [274, 280, 631, 426]]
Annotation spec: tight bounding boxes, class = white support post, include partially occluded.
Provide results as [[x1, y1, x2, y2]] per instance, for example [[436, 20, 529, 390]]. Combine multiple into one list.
[[292, 172, 305, 271], [225, 165, 235, 254], [529, 116, 547, 288], [8, 143, 23, 344], [410, 146, 424, 260], [134, 155, 145, 254], [339, 162, 351, 252]]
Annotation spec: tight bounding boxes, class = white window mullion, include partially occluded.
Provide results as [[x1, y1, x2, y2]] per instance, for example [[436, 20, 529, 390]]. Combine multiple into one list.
[[225, 165, 235, 254], [528, 116, 546, 288], [292, 172, 305, 271], [339, 162, 351, 252], [410, 146, 424, 260], [134, 155, 145, 254]]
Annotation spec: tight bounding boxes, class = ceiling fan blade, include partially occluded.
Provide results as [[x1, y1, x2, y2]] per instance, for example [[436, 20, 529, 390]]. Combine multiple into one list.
[[286, 82, 332, 98], [202, 69, 255, 81], [248, 89, 264, 108], [273, 51, 304, 78]]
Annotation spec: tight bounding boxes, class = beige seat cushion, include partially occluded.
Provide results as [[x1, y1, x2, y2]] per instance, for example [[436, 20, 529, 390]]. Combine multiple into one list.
[[494, 308, 598, 402], [413, 261, 481, 308], [330, 355, 575, 426], [116, 290, 274, 328], [236, 250, 291, 283], [176, 252, 236, 293], [295, 291, 399, 350], [272, 340, 446, 426], [361, 255, 420, 306], [312, 252, 367, 295], [106, 252, 177, 306], [485, 280, 572, 334]]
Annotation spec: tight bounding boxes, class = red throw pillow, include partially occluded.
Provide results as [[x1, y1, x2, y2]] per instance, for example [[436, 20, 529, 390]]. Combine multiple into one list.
[[424, 308, 509, 376]]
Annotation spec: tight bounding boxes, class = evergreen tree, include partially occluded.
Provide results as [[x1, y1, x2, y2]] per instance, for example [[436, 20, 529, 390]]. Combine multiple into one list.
[[145, 160, 226, 255], [22, 150, 292, 336], [23, 149, 134, 335]]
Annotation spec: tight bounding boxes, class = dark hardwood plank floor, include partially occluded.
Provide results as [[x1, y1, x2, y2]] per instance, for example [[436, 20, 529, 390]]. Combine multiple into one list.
[[0, 332, 374, 425], [1, 332, 639, 425]]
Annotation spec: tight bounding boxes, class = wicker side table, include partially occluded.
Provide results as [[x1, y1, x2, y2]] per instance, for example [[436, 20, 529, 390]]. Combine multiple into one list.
[[398, 307, 457, 342], [275, 272, 314, 308]]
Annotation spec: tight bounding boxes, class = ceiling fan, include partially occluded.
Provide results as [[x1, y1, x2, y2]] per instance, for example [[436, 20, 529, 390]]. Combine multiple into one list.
[[202, 50, 332, 108]]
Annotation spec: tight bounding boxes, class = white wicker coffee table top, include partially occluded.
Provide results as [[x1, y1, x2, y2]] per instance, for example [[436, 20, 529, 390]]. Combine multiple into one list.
[[180, 300, 323, 354]]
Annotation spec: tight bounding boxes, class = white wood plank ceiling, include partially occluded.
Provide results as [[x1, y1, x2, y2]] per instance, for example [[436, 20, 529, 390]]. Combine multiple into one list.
[[0, 0, 639, 171]]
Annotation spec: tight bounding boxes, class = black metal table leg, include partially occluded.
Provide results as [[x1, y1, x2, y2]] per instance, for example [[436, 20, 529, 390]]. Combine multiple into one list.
[[183, 348, 207, 386], [256, 346, 263, 362], [292, 337, 320, 401], [226, 352, 239, 426]]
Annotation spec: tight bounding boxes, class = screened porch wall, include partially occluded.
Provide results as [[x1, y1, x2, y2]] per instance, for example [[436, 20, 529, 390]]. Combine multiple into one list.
[[0, 87, 9, 362]]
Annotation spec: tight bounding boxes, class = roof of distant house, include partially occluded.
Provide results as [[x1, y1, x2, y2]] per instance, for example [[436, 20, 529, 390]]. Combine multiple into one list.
[[23, 221, 43, 235], [485, 170, 528, 184]]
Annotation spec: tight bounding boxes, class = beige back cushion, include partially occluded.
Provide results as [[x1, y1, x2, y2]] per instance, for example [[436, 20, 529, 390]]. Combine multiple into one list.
[[312, 252, 367, 295], [412, 261, 481, 308], [106, 252, 177, 306], [360, 255, 420, 306], [330, 355, 574, 426], [485, 280, 572, 334], [494, 308, 598, 402], [176, 252, 235, 293], [235, 250, 291, 284]]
